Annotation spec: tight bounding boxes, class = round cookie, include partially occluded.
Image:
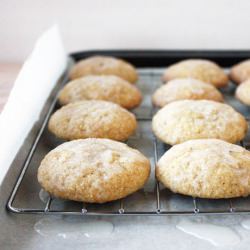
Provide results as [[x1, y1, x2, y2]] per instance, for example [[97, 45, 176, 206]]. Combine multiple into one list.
[[230, 59, 250, 84], [152, 100, 247, 145], [152, 78, 223, 107], [162, 59, 228, 88], [236, 79, 250, 105], [156, 139, 250, 199], [69, 56, 138, 83], [59, 75, 142, 109], [38, 138, 150, 203], [48, 100, 137, 141]]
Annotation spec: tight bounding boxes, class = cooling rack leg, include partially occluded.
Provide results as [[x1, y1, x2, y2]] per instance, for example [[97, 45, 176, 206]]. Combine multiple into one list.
[[119, 199, 125, 214], [156, 181, 161, 214], [229, 200, 235, 212], [81, 203, 88, 214], [153, 136, 161, 213], [44, 196, 52, 212], [192, 198, 199, 214]]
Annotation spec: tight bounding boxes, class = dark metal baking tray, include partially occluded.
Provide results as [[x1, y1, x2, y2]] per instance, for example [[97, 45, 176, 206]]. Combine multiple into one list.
[[6, 50, 250, 216]]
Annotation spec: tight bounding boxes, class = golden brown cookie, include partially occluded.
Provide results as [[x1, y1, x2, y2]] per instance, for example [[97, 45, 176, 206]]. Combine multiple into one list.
[[38, 138, 150, 203], [152, 100, 247, 145], [236, 79, 250, 105], [48, 100, 137, 141], [162, 59, 228, 88], [152, 78, 223, 107], [59, 75, 142, 109], [69, 56, 138, 83], [156, 139, 250, 199], [230, 59, 250, 84]]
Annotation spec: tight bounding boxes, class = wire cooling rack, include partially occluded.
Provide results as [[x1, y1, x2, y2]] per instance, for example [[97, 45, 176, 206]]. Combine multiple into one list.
[[6, 68, 250, 216]]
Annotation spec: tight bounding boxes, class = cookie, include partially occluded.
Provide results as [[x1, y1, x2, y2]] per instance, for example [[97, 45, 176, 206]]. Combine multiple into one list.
[[38, 138, 150, 203], [152, 100, 247, 145], [59, 75, 142, 109], [236, 79, 250, 105], [156, 139, 250, 199], [48, 100, 137, 141], [230, 59, 250, 84], [69, 56, 138, 83], [162, 59, 228, 88], [152, 78, 223, 107]]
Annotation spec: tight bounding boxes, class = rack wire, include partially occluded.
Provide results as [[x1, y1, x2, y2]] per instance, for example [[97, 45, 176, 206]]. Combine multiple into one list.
[[6, 68, 250, 216]]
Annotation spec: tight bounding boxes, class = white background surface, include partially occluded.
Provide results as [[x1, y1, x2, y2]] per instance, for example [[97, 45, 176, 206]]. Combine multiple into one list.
[[1, 0, 250, 62]]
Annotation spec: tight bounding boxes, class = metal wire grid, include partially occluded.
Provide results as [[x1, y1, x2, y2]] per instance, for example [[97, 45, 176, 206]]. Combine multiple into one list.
[[6, 69, 250, 216]]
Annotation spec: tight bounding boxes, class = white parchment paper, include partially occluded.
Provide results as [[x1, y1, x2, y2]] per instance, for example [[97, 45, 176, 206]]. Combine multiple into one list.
[[0, 25, 67, 185]]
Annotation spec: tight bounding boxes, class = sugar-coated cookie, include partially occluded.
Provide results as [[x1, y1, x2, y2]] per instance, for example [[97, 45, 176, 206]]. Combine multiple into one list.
[[230, 59, 250, 84], [157, 139, 250, 198], [49, 100, 137, 141], [69, 56, 138, 83], [236, 79, 250, 105], [162, 59, 228, 88], [59, 75, 142, 109], [38, 138, 150, 203], [152, 100, 247, 145], [152, 78, 223, 107]]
